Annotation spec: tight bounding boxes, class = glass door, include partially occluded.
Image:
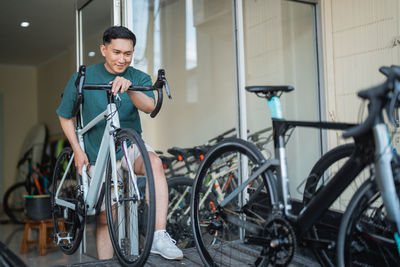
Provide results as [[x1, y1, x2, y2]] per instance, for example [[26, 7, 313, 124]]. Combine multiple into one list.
[[0, 94, 2, 200], [243, 0, 321, 200], [124, 0, 237, 152], [75, 0, 117, 256], [76, 0, 118, 69]]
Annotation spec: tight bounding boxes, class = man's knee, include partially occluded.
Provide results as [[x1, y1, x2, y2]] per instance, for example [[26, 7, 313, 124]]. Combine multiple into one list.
[[149, 153, 163, 173]]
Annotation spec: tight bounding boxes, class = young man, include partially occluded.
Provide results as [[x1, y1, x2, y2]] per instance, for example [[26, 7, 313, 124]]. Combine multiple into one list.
[[56, 26, 183, 260]]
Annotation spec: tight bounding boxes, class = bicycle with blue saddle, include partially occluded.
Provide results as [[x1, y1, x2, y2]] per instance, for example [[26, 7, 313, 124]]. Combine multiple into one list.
[[190, 66, 400, 266]]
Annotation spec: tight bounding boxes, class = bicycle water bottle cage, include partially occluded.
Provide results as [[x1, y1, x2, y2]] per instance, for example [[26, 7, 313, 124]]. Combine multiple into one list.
[[245, 85, 294, 100]]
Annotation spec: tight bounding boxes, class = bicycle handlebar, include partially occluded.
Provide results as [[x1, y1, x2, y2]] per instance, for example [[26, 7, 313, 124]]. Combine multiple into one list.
[[71, 66, 172, 118], [343, 65, 400, 138]]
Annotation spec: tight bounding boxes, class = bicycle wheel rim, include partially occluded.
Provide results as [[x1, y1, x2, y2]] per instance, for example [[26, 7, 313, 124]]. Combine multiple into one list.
[[105, 129, 155, 266], [3, 182, 27, 224], [51, 147, 84, 255], [191, 138, 276, 266], [339, 181, 400, 266]]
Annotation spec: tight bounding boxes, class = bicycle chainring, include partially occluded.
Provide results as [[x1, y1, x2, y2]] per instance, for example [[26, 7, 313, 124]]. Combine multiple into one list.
[[262, 216, 296, 266]]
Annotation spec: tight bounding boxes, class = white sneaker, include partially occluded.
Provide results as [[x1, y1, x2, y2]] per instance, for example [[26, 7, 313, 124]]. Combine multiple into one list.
[[151, 230, 183, 260]]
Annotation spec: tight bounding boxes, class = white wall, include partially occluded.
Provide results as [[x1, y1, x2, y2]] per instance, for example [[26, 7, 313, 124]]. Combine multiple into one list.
[[322, 0, 400, 149], [37, 47, 76, 137], [0, 65, 38, 193]]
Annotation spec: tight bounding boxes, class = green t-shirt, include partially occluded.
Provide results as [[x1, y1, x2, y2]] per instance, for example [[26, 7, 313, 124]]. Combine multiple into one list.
[[56, 63, 155, 164]]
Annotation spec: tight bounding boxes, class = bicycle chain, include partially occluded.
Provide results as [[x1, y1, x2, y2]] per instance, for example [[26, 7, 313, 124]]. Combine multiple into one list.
[[217, 208, 269, 259], [223, 207, 269, 226], [215, 208, 295, 264]]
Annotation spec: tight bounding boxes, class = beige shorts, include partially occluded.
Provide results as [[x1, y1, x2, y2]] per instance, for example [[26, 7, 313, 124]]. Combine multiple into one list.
[[88, 143, 155, 212]]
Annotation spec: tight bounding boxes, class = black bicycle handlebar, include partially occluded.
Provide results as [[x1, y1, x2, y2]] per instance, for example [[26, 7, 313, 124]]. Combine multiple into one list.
[[71, 65, 86, 117], [72, 65, 171, 118], [343, 66, 400, 138]]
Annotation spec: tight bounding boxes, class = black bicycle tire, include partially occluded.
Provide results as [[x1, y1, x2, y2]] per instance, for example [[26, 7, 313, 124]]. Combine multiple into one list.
[[303, 143, 356, 204], [105, 128, 156, 267], [303, 143, 355, 266], [3, 182, 27, 224], [51, 147, 84, 255], [166, 176, 194, 248], [191, 137, 278, 267], [337, 179, 400, 266]]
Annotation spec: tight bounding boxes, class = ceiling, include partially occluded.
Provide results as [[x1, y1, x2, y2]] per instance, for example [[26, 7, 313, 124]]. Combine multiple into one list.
[[0, 0, 76, 66]]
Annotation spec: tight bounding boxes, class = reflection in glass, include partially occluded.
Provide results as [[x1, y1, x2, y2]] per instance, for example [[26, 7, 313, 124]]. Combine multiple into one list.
[[81, 0, 111, 66], [186, 0, 197, 70], [153, 0, 162, 76], [132, 0, 149, 72]]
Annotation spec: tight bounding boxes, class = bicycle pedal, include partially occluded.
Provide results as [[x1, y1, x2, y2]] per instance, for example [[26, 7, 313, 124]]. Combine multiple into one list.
[[56, 232, 73, 246]]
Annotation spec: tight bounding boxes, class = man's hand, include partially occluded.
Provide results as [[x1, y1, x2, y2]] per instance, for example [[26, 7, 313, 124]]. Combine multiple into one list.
[[74, 148, 89, 175], [110, 76, 132, 95]]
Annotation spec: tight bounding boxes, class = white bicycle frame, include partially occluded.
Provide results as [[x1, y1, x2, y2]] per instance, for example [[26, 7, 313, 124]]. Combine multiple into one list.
[[54, 96, 141, 253]]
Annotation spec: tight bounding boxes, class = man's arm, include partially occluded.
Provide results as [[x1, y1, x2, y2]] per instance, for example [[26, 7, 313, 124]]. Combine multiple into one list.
[[127, 91, 155, 113], [59, 116, 89, 175], [110, 76, 155, 113]]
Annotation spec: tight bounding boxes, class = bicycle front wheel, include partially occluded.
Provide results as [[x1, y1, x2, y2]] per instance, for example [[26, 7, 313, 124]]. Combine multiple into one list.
[[337, 179, 400, 266], [191, 137, 285, 267], [303, 143, 357, 266], [105, 129, 156, 267], [51, 147, 84, 255]]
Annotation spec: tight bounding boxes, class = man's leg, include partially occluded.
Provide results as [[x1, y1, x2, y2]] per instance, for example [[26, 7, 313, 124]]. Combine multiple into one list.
[[96, 210, 113, 259], [134, 151, 183, 260], [134, 152, 168, 230]]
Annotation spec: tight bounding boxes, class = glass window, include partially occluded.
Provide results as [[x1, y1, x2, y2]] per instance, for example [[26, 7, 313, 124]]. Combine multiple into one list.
[[129, 0, 236, 152]]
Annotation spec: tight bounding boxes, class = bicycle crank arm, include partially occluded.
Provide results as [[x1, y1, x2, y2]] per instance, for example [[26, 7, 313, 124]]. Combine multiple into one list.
[[301, 237, 336, 250], [245, 235, 271, 246]]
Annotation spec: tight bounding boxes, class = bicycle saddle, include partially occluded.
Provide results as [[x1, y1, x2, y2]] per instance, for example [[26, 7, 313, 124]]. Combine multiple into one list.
[[167, 147, 191, 159], [245, 85, 294, 94]]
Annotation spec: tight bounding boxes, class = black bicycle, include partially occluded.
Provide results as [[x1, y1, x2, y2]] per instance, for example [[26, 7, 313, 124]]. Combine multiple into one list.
[[191, 66, 400, 266]]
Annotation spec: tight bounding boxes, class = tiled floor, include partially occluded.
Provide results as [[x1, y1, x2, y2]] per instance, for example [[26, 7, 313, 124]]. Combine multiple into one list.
[[0, 212, 98, 267], [0, 211, 320, 267]]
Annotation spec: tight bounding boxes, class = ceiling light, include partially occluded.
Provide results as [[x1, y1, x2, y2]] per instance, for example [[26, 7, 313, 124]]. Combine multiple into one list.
[[88, 51, 96, 57], [20, 21, 30, 27]]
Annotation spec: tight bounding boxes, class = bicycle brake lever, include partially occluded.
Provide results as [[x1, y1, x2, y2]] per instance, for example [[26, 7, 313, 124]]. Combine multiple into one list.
[[163, 78, 172, 99]]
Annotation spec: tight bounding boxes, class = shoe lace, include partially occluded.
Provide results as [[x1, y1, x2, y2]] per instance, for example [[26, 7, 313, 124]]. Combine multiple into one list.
[[161, 231, 177, 246]]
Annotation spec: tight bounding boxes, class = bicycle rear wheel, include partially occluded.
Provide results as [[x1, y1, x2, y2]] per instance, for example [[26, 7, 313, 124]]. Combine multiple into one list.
[[167, 176, 194, 248], [337, 180, 400, 266], [191, 138, 288, 267], [51, 147, 84, 255], [105, 129, 155, 267]]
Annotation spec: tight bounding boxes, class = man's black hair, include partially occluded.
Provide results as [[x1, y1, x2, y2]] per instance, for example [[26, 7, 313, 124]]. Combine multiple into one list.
[[103, 26, 136, 47]]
